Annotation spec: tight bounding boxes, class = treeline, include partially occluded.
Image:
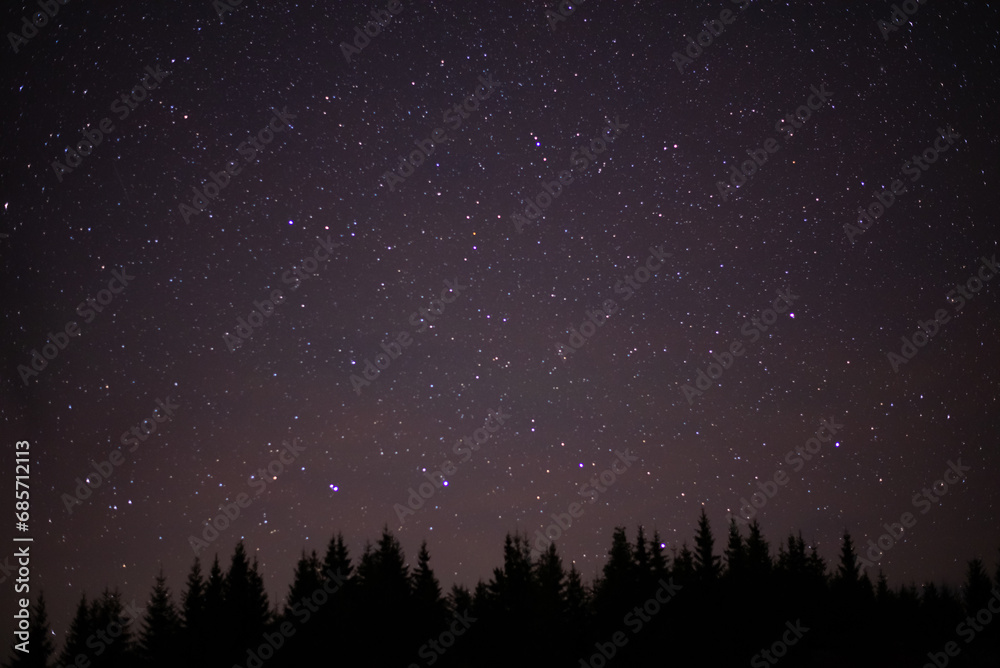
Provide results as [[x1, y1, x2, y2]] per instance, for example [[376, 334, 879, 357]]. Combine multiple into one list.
[[7, 511, 1000, 667]]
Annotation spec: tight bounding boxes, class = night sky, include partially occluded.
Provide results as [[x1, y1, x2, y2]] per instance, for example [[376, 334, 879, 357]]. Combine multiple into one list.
[[3, 0, 999, 644]]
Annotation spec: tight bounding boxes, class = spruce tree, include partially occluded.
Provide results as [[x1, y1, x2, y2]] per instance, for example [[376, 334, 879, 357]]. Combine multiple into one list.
[[534, 542, 565, 621], [724, 517, 747, 580], [673, 542, 695, 584], [649, 530, 670, 580], [88, 588, 136, 668], [411, 541, 444, 612], [323, 532, 354, 583], [138, 569, 181, 667], [286, 550, 322, 613], [835, 530, 861, 585], [745, 519, 772, 580], [634, 525, 650, 580], [58, 595, 91, 668], [963, 558, 993, 613], [222, 543, 270, 664], [693, 509, 721, 582]]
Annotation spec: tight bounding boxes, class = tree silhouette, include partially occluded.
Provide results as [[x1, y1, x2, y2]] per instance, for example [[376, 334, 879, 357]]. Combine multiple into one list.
[[42, 513, 1000, 667], [87, 588, 135, 668], [286, 549, 323, 610], [835, 530, 862, 586], [673, 541, 695, 584], [724, 517, 747, 580], [410, 540, 448, 652], [693, 508, 721, 582], [57, 595, 91, 668], [649, 530, 670, 581], [745, 519, 772, 580], [137, 569, 181, 668], [5, 593, 54, 668], [634, 525, 650, 580], [963, 557, 993, 613], [222, 542, 270, 665]]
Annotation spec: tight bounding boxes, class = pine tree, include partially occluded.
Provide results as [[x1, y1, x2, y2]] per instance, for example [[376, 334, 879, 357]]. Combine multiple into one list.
[[693, 509, 721, 582], [876, 570, 891, 603], [836, 529, 870, 590], [806, 543, 826, 583], [673, 542, 695, 584], [449, 584, 473, 616], [357, 527, 414, 665], [222, 542, 270, 664], [323, 532, 354, 584], [634, 525, 650, 580], [58, 595, 91, 668], [316, 532, 355, 657], [488, 533, 534, 613], [181, 557, 205, 632], [286, 550, 322, 613], [650, 531, 670, 580], [138, 569, 181, 667], [835, 530, 861, 585], [962, 558, 993, 613], [564, 565, 588, 618], [88, 588, 136, 668], [6, 592, 55, 668], [745, 519, 772, 580], [205, 554, 225, 619], [601, 527, 634, 589], [411, 540, 447, 627], [196, 555, 226, 667], [247, 557, 271, 631], [180, 557, 209, 667], [777, 532, 807, 577], [534, 542, 566, 620], [723, 518, 747, 580]]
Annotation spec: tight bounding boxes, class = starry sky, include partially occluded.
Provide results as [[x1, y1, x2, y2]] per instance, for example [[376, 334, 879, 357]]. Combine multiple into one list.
[[3, 0, 999, 643]]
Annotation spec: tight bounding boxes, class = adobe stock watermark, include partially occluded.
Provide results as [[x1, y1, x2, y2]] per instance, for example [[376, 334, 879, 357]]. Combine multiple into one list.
[[556, 246, 671, 357], [340, 0, 404, 64], [178, 106, 297, 223], [214, 0, 244, 18], [750, 620, 810, 667], [51, 63, 170, 182], [409, 610, 477, 668], [349, 278, 470, 396], [877, 0, 931, 41], [188, 438, 305, 554], [18, 268, 135, 386], [716, 84, 833, 202], [578, 577, 682, 667], [726, 417, 844, 526], [545, 0, 588, 31], [7, 0, 71, 54], [381, 74, 497, 192], [886, 253, 996, 372], [223, 236, 342, 352], [393, 407, 510, 524], [681, 286, 799, 405], [530, 449, 639, 559], [672, 0, 751, 73], [844, 126, 960, 243], [54, 598, 146, 668], [856, 458, 969, 574], [233, 568, 349, 668], [922, 585, 1000, 668], [510, 117, 628, 233], [62, 397, 179, 514]]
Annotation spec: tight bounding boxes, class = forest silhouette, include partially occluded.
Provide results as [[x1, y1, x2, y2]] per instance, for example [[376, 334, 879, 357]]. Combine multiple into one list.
[[8, 510, 1000, 667]]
